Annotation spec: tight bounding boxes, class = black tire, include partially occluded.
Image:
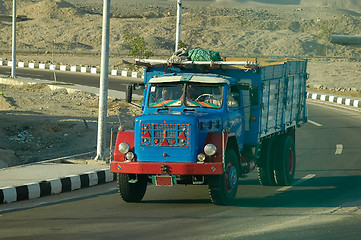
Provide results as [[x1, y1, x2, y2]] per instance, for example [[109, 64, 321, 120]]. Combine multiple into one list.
[[274, 135, 296, 186], [257, 139, 276, 186], [208, 148, 240, 205], [117, 173, 148, 202]]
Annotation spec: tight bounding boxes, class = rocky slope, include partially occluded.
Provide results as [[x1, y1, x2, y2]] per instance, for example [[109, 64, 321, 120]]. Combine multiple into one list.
[[0, 0, 359, 58]]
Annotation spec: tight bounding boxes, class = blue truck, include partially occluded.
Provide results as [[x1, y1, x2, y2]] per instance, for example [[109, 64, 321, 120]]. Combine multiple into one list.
[[110, 57, 308, 205]]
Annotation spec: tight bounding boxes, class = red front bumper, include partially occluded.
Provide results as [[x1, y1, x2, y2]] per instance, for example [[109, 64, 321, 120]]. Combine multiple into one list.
[[110, 161, 223, 175]]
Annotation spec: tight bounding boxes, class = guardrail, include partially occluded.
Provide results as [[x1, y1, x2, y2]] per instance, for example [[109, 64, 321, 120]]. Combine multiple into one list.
[[307, 92, 361, 109], [0, 48, 172, 56], [0, 59, 142, 78]]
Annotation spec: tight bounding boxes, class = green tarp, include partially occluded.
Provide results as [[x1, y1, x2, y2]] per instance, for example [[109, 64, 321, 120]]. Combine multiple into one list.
[[188, 48, 222, 61]]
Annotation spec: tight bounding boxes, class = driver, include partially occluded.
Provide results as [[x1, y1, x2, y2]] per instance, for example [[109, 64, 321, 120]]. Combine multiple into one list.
[[186, 86, 200, 101], [159, 88, 171, 101]]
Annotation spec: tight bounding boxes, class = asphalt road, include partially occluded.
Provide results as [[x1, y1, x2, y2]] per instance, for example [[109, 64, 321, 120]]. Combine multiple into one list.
[[0, 66, 143, 95], [1, 101, 361, 239], [1, 67, 361, 239]]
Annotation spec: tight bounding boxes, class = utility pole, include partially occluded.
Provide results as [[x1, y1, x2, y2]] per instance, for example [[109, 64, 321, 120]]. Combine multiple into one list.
[[11, 0, 16, 78], [175, 0, 182, 51], [95, 0, 111, 161]]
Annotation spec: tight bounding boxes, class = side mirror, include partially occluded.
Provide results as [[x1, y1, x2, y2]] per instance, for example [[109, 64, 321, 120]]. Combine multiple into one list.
[[134, 83, 145, 90], [250, 85, 259, 106]]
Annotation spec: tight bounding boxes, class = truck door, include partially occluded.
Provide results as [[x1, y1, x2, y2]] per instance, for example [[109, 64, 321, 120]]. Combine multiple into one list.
[[240, 80, 252, 132], [227, 85, 245, 151]]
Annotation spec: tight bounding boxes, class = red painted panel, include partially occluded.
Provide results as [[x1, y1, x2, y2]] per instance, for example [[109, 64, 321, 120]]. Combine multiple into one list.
[[155, 176, 173, 186], [110, 161, 223, 175], [204, 132, 225, 163], [113, 131, 134, 161]]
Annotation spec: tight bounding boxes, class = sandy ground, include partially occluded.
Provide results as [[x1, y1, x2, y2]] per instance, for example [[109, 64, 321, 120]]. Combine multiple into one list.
[[0, 83, 141, 168], [0, 0, 360, 167]]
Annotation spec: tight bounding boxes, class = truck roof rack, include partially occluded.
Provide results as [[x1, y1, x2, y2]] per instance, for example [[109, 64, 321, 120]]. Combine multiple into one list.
[[135, 58, 259, 70]]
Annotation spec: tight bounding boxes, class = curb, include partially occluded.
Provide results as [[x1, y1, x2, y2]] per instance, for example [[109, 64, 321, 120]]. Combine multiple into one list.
[[307, 91, 361, 108], [0, 168, 115, 204], [0, 59, 143, 79]]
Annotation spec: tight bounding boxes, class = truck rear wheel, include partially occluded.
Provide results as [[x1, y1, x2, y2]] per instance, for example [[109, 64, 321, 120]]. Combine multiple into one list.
[[274, 135, 296, 186], [117, 173, 148, 202], [257, 139, 276, 186], [208, 148, 240, 205]]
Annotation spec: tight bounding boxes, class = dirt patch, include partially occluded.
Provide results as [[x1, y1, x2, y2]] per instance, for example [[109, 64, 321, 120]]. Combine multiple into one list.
[[0, 148, 22, 168], [0, 82, 141, 168], [0, 94, 13, 110]]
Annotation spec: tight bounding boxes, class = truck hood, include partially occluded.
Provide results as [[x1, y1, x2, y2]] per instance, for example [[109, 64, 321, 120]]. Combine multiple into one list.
[[143, 110, 223, 132], [144, 110, 222, 125]]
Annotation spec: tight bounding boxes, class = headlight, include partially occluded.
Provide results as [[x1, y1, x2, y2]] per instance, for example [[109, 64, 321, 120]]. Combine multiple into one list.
[[204, 144, 217, 156], [197, 153, 206, 163], [118, 142, 130, 154], [125, 152, 134, 161]]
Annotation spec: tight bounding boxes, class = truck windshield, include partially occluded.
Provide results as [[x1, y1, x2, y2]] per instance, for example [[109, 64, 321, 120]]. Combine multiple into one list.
[[185, 83, 223, 109], [148, 83, 223, 109], [148, 83, 184, 108]]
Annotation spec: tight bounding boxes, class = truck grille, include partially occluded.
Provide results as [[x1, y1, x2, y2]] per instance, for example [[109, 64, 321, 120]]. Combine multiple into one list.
[[141, 122, 190, 147]]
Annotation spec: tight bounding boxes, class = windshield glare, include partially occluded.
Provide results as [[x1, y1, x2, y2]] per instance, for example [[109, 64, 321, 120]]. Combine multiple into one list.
[[148, 83, 223, 109]]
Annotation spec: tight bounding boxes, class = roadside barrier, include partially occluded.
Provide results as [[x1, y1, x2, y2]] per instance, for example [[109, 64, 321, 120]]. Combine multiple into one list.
[[307, 92, 361, 109], [0, 60, 142, 78]]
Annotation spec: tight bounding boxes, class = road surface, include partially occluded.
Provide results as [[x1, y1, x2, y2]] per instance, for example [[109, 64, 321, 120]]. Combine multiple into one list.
[[0, 67, 360, 239], [0, 66, 143, 95]]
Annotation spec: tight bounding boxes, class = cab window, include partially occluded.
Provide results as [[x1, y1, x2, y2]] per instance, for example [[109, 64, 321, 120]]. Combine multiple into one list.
[[148, 83, 183, 108], [228, 85, 241, 108], [185, 83, 223, 109]]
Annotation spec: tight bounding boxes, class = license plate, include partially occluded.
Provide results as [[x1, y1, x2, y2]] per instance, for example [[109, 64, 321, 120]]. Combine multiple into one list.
[[153, 175, 175, 186]]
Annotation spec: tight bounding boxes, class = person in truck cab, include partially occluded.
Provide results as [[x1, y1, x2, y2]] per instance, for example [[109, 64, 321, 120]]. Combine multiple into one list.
[[186, 84, 222, 108], [160, 88, 171, 101]]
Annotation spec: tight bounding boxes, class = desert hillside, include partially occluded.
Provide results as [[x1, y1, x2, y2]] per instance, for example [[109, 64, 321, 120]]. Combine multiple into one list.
[[0, 0, 359, 57], [0, 0, 360, 92]]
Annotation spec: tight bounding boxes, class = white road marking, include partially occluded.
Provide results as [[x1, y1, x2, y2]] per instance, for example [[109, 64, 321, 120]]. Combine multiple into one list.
[[277, 174, 316, 192], [335, 144, 343, 155], [308, 120, 322, 127], [308, 100, 361, 113]]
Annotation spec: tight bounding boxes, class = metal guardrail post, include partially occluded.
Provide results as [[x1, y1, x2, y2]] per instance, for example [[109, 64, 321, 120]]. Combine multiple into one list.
[[94, 0, 110, 162], [126, 84, 133, 103], [11, 0, 16, 78]]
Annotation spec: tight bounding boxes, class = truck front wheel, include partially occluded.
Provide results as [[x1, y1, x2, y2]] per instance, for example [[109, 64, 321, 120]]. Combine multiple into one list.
[[274, 135, 296, 186], [208, 148, 240, 205], [117, 173, 148, 202]]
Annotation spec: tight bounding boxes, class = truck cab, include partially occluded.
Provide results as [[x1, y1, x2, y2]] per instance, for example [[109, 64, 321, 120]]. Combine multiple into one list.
[[138, 74, 252, 162]]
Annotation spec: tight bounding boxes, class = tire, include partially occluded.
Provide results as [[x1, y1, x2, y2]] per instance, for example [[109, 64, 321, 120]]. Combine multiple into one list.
[[117, 173, 148, 202], [208, 148, 240, 205], [274, 135, 296, 186], [257, 139, 276, 186]]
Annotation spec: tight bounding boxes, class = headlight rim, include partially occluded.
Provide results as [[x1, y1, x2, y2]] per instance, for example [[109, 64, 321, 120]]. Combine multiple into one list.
[[204, 143, 217, 156], [125, 151, 135, 161], [197, 153, 206, 162], [118, 142, 130, 154]]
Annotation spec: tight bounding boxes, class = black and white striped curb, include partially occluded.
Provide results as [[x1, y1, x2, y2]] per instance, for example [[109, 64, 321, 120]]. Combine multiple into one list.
[[0, 60, 142, 78], [0, 168, 115, 204], [307, 92, 361, 108]]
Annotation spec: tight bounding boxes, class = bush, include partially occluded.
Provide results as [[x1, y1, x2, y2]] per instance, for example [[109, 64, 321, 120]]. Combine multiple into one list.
[[123, 32, 154, 59]]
